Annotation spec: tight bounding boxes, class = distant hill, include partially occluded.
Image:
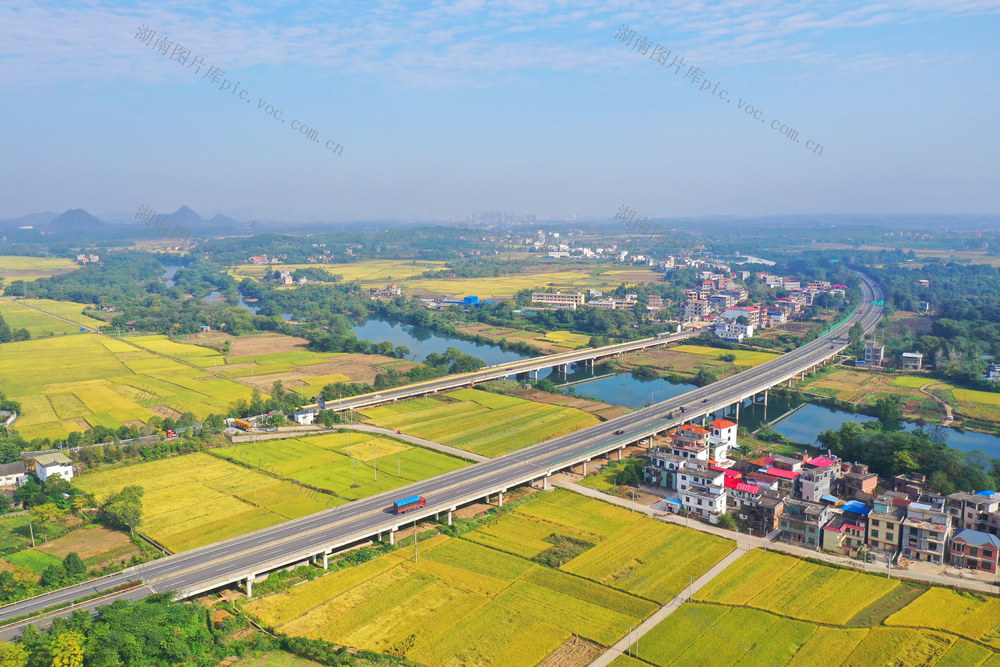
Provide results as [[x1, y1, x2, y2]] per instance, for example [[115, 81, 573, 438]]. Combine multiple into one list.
[[167, 205, 204, 227], [0, 211, 59, 230], [47, 209, 106, 232]]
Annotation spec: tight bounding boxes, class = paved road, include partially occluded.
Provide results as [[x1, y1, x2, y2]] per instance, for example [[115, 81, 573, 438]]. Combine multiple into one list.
[[590, 547, 749, 667], [0, 274, 882, 633]]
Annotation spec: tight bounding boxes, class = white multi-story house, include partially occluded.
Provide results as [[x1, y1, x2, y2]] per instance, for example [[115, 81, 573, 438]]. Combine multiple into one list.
[[30, 453, 74, 483]]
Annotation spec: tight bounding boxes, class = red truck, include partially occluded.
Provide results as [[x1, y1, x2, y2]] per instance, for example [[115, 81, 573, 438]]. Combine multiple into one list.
[[392, 496, 427, 514]]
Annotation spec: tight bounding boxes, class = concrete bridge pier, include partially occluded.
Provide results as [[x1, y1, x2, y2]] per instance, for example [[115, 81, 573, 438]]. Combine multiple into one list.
[[388, 529, 395, 546], [543, 475, 550, 490], [447, 509, 453, 526], [497, 491, 504, 507], [245, 575, 254, 598], [322, 551, 330, 570]]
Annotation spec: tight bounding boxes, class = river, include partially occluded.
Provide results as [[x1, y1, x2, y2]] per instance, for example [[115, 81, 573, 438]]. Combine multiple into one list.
[[350, 318, 529, 366]]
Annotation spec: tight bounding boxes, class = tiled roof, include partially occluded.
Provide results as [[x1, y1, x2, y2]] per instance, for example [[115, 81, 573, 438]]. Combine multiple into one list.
[[710, 419, 737, 428], [952, 529, 1000, 549]]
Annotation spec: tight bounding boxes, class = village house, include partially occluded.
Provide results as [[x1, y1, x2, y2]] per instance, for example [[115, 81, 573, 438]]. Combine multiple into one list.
[[868, 493, 909, 555], [948, 529, 1000, 574], [778, 498, 830, 548], [28, 452, 74, 483], [0, 462, 27, 488], [682, 484, 727, 523], [901, 503, 952, 565], [945, 491, 1000, 536]]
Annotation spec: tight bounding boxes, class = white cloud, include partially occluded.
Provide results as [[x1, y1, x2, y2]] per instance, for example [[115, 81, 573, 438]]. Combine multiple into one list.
[[0, 0, 997, 89]]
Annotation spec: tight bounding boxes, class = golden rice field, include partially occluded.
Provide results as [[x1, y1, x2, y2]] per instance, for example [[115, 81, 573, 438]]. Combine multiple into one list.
[[695, 550, 899, 625], [360, 388, 600, 457], [952, 387, 1000, 407], [0, 298, 105, 336], [886, 588, 1000, 649], [0, 334, 256, 440], [399, 267, 663, 299], [244, 490, 733, 665], [229, 259, 448, 285], [626, 604, 986, 667], [541, 330, 591, 348], [74, 453, 342, 552], [670, 345, 779, 367], [628, 550, 1000, 666]]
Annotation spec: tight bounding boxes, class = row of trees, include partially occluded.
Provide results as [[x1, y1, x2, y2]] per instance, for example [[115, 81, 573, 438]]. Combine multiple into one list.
[[0, 312, 29, 343]]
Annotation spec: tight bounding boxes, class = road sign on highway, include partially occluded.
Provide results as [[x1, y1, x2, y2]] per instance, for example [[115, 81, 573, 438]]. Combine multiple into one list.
[[874, 300, 884, 306]]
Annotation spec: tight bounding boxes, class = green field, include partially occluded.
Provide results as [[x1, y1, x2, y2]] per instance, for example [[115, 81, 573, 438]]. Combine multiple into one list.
[[891, 375, 933, 388], [247, 489, 734, 665], [670, 345, 779, 367], [213, 432, 465, 502], [0, 298, 105, 337], [629, 550, 1000, 666], [0, 334, 256, 440], [0, 255, 79, 283], [360, 388, 601, 457]]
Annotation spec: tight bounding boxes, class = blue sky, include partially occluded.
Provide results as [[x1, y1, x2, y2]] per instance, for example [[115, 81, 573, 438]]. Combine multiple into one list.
[[1, 1, 999, 222]]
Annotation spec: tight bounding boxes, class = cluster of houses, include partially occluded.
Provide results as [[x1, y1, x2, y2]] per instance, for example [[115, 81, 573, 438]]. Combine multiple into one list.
[[75, 253, 100, 265], [681, 272, 847, 343], [0, 452, 75, 495], [529, 291, 666, 312], [368, 284, 402, 298], [642, 422, 1000, 574]]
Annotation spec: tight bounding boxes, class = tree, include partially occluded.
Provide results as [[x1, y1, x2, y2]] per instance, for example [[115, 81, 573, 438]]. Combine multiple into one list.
[[0, 641, 28, 667], [103, 485, 144, 535], [874, 396, 903, 428], [848, 322, 864, 356], [48, 631, 85, 667], [40, 564, 66, 588], [716, 513, 737, 530], [29, 503, 65, 541], [694, 368, 718, 387], [63, 552, 87, 579], [267, 414, 286, 427], [892, 450, 919, 474]]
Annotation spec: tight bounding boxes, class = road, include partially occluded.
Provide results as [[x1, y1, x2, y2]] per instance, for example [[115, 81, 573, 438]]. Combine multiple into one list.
[[311, 330, 697, 412], [0, 274, 882, 636]]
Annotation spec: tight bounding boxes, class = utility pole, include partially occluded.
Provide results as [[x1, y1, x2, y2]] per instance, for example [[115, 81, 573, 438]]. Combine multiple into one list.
[[374, 443, 378, 481], [29, 522, 35, 548], [397, 451, 401, 475], [353, 458, 357, 486]]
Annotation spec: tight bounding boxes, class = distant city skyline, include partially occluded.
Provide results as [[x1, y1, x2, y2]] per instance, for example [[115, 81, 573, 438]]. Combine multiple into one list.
[[2, 1, 999, 222]]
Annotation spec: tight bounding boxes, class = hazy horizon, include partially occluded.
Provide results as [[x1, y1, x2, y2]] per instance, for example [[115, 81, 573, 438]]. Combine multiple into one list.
[[2, 1, 999, 222]]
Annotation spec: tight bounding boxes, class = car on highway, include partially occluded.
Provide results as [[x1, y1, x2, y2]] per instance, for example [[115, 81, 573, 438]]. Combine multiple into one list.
[[702, 398, 709, 403], [613, 429, 625, 435]]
